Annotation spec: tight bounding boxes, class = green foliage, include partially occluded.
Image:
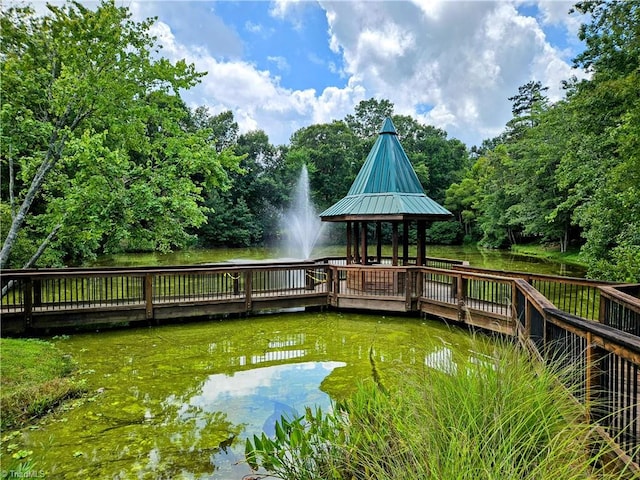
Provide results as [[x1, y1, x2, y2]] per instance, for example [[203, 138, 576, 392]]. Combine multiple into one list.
[[0, 1, 241, 267], [449, 1, 640, 279], [245, 338, 627, 479], [288, 121, 360, 210], [344, 98, 394, 140], [245, 406, 347, 478], [199, 192, 262, 247], [425, 220, 463, 245]]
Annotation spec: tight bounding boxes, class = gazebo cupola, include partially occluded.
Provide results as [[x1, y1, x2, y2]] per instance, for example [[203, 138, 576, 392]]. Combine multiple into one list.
[[320, 117, 452, 266]]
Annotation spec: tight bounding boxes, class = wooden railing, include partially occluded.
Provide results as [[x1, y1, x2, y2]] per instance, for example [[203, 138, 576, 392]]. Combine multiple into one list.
[[1, 262, 331, 331], [453, 265, 611, 321], [599, 285, 640, 336], [514, 279, 640, 470]]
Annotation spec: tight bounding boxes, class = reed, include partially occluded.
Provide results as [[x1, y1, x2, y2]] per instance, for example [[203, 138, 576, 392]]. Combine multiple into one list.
[[245, 337, 632, 479]]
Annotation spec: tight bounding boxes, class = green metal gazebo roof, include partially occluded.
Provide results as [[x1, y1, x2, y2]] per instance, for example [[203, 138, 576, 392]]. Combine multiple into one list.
[[320, 117, 452, 221]]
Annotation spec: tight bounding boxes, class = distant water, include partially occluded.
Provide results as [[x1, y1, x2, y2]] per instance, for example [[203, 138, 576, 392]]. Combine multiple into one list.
[[90, 244, 586, 278]]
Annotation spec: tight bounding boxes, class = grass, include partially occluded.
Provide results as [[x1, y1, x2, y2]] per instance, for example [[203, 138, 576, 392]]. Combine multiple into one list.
[[511, 243, 586, 268], [246, 336, 633, 479], [0, 338, 85, 430]]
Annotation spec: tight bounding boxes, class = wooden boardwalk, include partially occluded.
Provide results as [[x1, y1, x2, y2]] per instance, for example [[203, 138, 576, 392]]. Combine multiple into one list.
[[0, 259, 615, 336]]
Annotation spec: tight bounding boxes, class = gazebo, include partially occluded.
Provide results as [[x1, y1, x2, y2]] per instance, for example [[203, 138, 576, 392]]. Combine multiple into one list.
[[319, 117, 452, 266]]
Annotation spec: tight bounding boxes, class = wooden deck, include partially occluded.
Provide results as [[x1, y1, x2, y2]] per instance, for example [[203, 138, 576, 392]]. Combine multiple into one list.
[[0, 259, 619, 336]]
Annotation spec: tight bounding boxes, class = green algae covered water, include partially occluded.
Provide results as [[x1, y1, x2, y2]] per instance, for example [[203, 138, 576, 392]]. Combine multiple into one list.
[[90, 245, 586, 278], [14, 312, 492, 479]]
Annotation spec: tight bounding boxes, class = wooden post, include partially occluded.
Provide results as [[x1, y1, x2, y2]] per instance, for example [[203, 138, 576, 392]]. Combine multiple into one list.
[[233, 274, 240, 295], [354, 222, 360, 264], [416, 267, 424, 301], [33, 279, 42, 307], [392, 221, 399, 266], [144, 273, 153, 320], [402, 220, 410, 266], [512, 280, 519, 332], [245, 270, 252, 311], [417, 220, 426, 266], [346, 221, 353, 265], [376, 222, 382, 263], [585, 332, 595, 423], [406, 269, 413, 311], [24, 279, 33, 330], [525, 297, 532, 339], [456, 273, 467, 322], [333, 266, 340, 297], [305, 268, 314, 290], [598, 290, 608, 325], [361, 221, 368, 265]]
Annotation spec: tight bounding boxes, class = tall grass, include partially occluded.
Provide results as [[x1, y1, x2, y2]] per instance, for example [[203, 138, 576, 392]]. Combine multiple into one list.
[[245, 337, 631, 479]]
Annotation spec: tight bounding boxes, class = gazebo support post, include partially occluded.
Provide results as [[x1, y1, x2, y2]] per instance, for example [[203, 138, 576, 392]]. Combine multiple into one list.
[[392, 221, 399, 266], [354, 222, 360, 264], [417, 220, 426, 266], [402, 220, 410, 266], [360, 221, 368, 265], [346, 221, 353, 264], [376, 222, 382, 264]]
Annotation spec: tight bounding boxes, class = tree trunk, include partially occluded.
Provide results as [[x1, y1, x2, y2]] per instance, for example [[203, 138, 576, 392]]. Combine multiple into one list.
[[1, 223, 62, 297], [0, 131, 64, 269], [560, 227, 568, 253]]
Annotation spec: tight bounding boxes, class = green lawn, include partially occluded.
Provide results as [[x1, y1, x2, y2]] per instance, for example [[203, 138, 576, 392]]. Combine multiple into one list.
[[0, 338, 84, 430], [511, 243, 585, 267]]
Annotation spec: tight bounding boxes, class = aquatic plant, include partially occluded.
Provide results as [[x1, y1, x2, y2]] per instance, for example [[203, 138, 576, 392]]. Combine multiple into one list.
[[244, 337, 632, 479]]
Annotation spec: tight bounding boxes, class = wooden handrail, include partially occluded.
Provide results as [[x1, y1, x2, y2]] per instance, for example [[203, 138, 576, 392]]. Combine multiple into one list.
[[600, 285, 640, 315]]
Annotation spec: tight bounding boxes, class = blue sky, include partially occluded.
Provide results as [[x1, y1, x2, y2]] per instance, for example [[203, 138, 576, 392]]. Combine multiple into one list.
[[33, 1, 590, 147]]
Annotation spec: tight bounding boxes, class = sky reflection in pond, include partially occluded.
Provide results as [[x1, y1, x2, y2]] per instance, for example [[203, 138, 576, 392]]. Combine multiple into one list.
[[14, 312, 491, 479]]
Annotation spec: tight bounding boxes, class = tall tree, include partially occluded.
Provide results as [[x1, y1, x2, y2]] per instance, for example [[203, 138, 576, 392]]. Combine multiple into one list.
[[0, 1, 240, 267], [559, 0, 640, 280], [506, 81, 549, 139], [288, 121, 359, 210], [345, 98, 394, 140]]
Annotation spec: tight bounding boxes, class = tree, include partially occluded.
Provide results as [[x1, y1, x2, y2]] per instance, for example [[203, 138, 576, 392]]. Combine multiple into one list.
[[506, 81, 549, 139], [558, 0, 640, 280], [344, 98, 394, 140], [288, 121, 359, 210], [445, 177, 480, 238], [572, 0, 640, 78], [189, 108, 239, 153], [0, 1, 240, 267]]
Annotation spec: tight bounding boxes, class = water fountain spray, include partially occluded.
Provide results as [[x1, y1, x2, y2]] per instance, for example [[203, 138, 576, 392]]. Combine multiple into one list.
[[281, 165, 324, 259]]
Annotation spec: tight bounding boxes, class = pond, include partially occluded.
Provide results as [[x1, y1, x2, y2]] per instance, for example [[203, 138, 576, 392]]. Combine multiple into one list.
[[14, 245, 583, 478], [20, 312, 493, 479], [90, 244, 586, 278]]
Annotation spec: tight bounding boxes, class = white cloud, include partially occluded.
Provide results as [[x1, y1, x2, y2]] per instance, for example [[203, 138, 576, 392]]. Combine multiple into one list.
[[148, 20, 364, 145], [131, 1, 243, 59], [268, 55, 291, 73], [320, 0, 588, 144], [95, 0, 588, 147]]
